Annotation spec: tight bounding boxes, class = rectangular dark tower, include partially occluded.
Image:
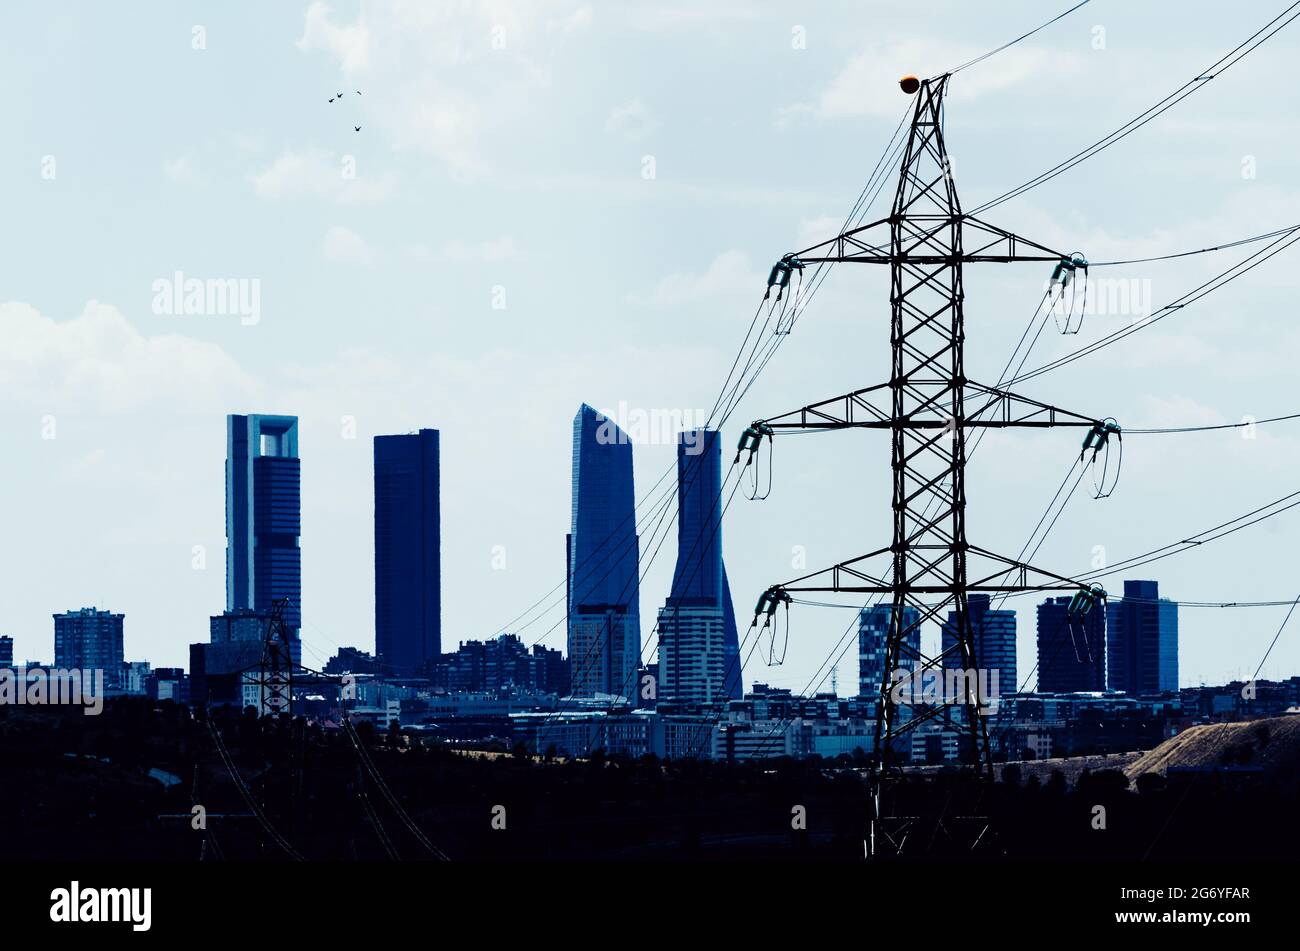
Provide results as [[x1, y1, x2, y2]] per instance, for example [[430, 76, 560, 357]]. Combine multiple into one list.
[[1106, 580, 1178, 694], [1038, 596, 1105, 692], [374, 429, 441, 673]]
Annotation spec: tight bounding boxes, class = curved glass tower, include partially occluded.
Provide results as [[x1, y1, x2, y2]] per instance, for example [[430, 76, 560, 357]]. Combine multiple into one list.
[[567, 404, 641, 698], [659, 428, 742, 703]]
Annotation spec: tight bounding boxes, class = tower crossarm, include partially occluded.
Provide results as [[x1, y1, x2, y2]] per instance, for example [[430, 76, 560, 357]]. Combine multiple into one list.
[[764, 545, 1093, 599], [962, 381, 1105, 429], [754, 380, 1108, 433], [791, 213, 1068, 266]]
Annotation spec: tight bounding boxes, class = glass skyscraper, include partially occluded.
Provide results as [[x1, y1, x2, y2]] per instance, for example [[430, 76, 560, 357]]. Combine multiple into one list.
[[658, 428, 742, 703], [374, 429, 442, 673], [567, 404, 641, 697], [1106, 579, 1178, 694], [942, 594, 1017, 701], [226, 414, 301, 657], [858, 603, 922, 699], [1037, 595, 1106, 692]]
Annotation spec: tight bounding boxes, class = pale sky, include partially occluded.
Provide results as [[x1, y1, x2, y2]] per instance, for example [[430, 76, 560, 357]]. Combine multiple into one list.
[[3, 1, 1300, 694]]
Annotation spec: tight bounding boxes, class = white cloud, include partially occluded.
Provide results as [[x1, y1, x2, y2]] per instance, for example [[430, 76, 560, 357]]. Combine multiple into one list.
[[0, 301, 259, 415], [797, 214, 846, 250], [250, 149, 396, 202], [780, 39, 1084, 125], [432, 237, 520, 264], [293, 1, 590, 176], [625, 3, 760, 31], [163, 156, 198, 184], [322, 225, 376, 266], [548, 5, 593, 34], [630, 249, 760, 307], [296, 1, 373, 72], [605, 98, 659, 142]]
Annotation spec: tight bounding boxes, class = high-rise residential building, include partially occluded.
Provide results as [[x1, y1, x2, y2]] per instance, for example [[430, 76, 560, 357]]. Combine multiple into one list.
[[0, 635, 12, 668], [658, 428, 742, 704], [53, 608, 124, 689], [1106, 580, 1178, 694], [567, 404, 641, 698], [858, 604, 921, 700], [1037, 595, 1106, 692], [226, 414, 301, 655], [374, 429, 441, 673], [942, 595, 1016, 699]]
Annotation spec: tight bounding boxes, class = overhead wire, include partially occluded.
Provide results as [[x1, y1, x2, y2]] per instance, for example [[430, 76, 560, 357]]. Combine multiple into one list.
[[946, 0, 1093, 76], [970, 1, 1300, 215]]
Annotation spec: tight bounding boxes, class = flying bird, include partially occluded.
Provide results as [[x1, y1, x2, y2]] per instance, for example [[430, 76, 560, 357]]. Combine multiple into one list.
[[356, 90, 362, 95], [337, 92, 344, 98], [328, 97, 335, 102], [354, 126, 361, 132]]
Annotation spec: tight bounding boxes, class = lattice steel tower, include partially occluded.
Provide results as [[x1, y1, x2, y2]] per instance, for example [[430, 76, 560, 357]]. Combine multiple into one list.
[[749, 75, 1114, 853]]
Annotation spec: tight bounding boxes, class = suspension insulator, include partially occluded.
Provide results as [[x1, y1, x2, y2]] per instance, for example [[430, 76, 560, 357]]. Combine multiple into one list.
[[764, 253, 804, 300], [1050, 251, 1089, 289], [1081, 418, 1121, 460], [1067, 584, 1107, 619], [734, 420, 774, 465]]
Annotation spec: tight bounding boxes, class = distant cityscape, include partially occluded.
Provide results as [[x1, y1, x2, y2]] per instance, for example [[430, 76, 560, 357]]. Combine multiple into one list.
[[2, 406, 1295, 768]]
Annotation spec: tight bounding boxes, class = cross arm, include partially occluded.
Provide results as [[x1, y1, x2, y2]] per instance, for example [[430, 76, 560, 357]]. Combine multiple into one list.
[[786, 214, 1070, 265]]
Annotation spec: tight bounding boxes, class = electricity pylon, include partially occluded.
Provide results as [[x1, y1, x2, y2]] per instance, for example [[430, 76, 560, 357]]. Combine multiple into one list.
[[248, 597, 296, 718], [749, 75, 1115, 854]]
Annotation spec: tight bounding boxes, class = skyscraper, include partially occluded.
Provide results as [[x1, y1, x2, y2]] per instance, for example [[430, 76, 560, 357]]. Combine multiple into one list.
[[53, 607, 124, 689], [942, 594, 1016, 700], [374, 429, 441, 673], [567, 404, 641, 697], [658, 428, 742, 704], [1106, 580, 1178, 694], [226, 414, 301, 655], [1037, 595, 1105, 692], [858, 604, 921, 700]]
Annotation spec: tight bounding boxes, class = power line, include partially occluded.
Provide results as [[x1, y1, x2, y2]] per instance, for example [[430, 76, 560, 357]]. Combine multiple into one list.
[[1009, 226, 1300, 385], [947, 0, 1092, 75], [971, 2, 1300, 215], [1090, 223, 1300, 266], [1128, 412, 1300, 434], [1249, 594, 1300, 682]]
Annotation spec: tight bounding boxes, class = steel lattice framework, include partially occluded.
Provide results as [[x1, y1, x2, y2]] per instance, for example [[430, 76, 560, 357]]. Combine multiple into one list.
[[752, 76, 1113, 851], [245, 597, 296, 718]]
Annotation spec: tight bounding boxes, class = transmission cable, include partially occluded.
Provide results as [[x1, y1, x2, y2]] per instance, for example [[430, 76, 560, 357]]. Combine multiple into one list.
[[971, 2, 1300, 215]]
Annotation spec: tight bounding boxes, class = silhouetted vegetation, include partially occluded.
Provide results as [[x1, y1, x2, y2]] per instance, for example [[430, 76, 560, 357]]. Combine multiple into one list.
[[2, 698, 1298, 861]]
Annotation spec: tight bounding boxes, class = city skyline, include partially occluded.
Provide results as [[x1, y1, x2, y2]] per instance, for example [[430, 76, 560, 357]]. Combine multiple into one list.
[[8, 0, 1300, 917], [3, 1, 1300, 696], [0, 398, 1272, 695]]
